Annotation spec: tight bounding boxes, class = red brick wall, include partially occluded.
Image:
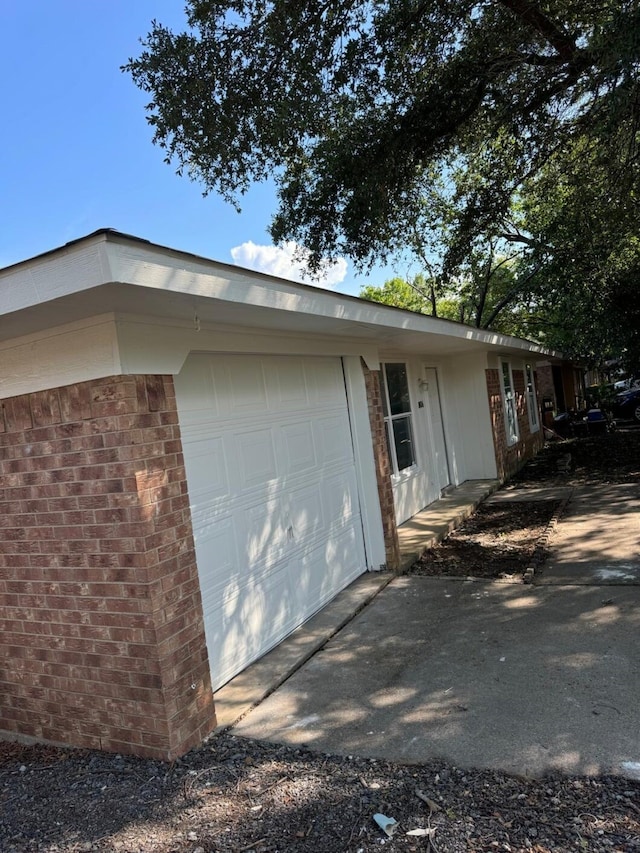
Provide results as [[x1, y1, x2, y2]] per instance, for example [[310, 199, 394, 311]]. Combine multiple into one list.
[[486, 368, 544, 481], [536, 365, 556, 407], [362, 363, 400, 571], [0, 375, 215, 760]]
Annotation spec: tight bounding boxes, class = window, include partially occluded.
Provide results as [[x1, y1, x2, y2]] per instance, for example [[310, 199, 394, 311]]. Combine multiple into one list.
[[525, 364, 539, 432], [500, 360, 519, 446], [381, 362, 416, 475]]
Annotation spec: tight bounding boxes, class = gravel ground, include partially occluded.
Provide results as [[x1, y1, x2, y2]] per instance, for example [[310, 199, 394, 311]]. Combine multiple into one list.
[[410, 501, 560, 580], [1, 735, 639, 853], [2, 428, 639, 853]]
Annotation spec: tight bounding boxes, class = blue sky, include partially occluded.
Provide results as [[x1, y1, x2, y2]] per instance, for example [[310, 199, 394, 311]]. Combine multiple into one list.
[[0, 1, 400, 293]]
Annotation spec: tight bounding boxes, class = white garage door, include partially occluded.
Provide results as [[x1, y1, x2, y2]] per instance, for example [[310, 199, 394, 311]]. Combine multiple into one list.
[[175, 353, 367, 691]]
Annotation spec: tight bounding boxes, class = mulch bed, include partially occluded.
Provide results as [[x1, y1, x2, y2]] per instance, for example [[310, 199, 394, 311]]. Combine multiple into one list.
[[509, 425, 640, 486], [1, 735, 638, 853], [411, 426, 640, 582], [2, 428, 640, 852], [410, 501, 560, 580]]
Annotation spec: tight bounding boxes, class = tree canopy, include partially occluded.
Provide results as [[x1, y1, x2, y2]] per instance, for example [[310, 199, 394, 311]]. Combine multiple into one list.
[[358, 254, 547, 341], [125, 1, 640, 366]]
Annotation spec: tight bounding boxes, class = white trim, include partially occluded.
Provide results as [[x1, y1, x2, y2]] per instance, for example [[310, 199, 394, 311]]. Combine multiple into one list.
[[115, 316, 380, 375], [500, 359, 520, 446], [342, 357, 388, 570], [525, 363, 540, 433], [1, 231, 562, 362], [0, 315, 121, 398]]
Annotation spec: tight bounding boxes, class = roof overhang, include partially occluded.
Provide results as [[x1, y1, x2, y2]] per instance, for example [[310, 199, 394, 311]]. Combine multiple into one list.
[[0, 229, 562, 362]]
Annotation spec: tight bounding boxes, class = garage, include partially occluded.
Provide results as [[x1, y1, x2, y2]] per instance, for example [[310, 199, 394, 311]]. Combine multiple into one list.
[[175, 353, 367, 690]]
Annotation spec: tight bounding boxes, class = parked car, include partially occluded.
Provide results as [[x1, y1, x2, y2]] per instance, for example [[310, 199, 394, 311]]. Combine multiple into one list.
[[613, 376, 640, 391], [611, 387, 640, 422]]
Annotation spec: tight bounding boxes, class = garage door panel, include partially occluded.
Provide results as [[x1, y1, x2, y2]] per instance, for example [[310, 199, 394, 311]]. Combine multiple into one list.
[[208, 565, 286, 688], [314, 413, 355, 466], [298, 526, 364, 605], [175, 357, 220, 423], [322, 470, 359, 528], [271, 358, 309, 409], [307, 357, 347, 405], [279, 420, 317, 475], [236, 427, 278, 490], [223, 357, 267, 412], [286, 482, 325, 541], [175, 353, 367, 691], [240, 497, 289, 567], [195, 518, 238, 596], [208, 557, 309, 688], [180, 435, 231, 509]]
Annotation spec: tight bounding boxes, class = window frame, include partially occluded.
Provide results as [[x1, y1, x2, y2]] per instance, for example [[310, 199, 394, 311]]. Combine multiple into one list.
[[500, 359, 520, 446], [380, 361, 418, 479], [525, 363, 539, 433]]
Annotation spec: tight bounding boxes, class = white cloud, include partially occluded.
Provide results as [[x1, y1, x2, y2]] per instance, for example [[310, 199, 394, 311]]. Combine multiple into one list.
[[230, 240, 348, 289]]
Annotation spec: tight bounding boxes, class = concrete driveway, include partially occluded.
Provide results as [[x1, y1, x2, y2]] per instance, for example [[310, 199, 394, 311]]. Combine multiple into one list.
[[230, 485, 640, 779]]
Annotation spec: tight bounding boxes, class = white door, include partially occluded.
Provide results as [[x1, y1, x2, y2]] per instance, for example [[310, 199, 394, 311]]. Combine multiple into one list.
[[381, 360, 431, 524], [382, 361, 451, 524], [422, 367, 450, 493], [175, 353, 367, 691]]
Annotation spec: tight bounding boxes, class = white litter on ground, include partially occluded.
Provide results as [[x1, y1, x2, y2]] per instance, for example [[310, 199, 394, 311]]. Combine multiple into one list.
[[594, 567, 638, 581], [285, 714, 320, 729], [620, 761, 640, 779]]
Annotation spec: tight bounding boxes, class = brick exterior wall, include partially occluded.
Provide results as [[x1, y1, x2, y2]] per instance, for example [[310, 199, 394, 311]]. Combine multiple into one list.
[[486, 368, 544, 481], [0, 375, 216, 760], [362, 363, 401, 571], [536, 365, 556, 407]]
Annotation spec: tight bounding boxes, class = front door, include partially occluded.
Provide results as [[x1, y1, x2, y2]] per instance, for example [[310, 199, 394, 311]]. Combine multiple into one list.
[[421, 366, 451, 494], [381, 361, 451, 525], [380, 361, 422, 524]]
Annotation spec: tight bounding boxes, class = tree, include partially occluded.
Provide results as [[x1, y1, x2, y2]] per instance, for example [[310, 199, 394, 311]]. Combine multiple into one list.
[[359, 251, 546, 339], [125, 1, 640, 364], [360, 276, 434, 315]]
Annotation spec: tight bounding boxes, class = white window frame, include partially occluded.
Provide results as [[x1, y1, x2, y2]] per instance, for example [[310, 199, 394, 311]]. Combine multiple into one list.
[[381, 362, 418, 479], [500, 360, 520, 446], [525, 363, 539, 433]]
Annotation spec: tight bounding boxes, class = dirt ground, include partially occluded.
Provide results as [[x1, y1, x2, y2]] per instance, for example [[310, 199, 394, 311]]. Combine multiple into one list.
[[411, 425, 640, 582], [410, 500, 560, 580], [1, 735, 639, 853], [1, 428, 639, 853]]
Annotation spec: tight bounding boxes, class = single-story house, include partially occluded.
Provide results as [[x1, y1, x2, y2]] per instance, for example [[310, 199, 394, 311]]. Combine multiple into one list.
[[1, 230, 559, 759]]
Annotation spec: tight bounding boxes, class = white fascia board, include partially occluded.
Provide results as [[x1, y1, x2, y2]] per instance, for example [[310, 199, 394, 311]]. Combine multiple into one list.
[[103, 239, 560, 359], [0, 231, 561, 363], [0, 234, 111, 315]]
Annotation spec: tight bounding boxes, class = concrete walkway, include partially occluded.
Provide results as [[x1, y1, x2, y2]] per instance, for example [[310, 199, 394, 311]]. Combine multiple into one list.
[[214, 479, 498, 729], [397, 479, 499, 570], [538, 483, 640, 586], [224, 478, 640, 780]]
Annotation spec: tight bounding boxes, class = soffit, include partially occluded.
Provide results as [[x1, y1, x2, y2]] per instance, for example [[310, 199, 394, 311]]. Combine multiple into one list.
[[0, 230, 561, 361]]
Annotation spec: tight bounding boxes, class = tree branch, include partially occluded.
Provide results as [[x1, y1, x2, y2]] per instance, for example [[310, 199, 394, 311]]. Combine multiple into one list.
[[495, 0, 578, 62], [482, 262, 544, 328]]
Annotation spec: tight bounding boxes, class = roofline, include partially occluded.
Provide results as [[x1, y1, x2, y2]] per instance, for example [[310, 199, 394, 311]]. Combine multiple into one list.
[[1, 228, 563, 360]]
